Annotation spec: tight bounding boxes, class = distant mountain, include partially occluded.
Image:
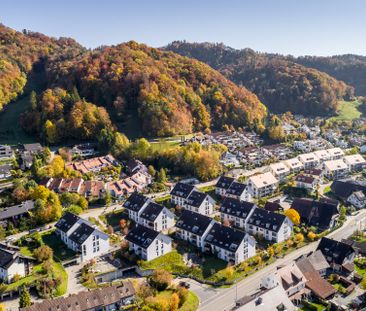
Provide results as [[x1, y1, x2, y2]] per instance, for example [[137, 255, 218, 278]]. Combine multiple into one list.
[[293, 55, 366, 96], [166, 41, 354, 116]]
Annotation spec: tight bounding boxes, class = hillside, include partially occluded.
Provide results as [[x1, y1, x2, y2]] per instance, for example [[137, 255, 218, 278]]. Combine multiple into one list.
[[43, 42, 267, 137], [166, 42, 354, 116], [294, 55, 366, 96]]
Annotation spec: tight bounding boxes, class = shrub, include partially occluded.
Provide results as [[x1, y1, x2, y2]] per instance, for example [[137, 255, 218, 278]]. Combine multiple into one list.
[[34, 245, 53, 262], [149, 269, 173, 291]]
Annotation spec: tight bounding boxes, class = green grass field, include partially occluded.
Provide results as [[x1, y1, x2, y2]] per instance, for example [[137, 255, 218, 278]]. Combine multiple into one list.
[[328, 99, 363, 122]]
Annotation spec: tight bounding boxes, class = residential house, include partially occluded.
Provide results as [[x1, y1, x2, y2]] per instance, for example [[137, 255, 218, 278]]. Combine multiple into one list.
[[316, 237, 355, 272], [0, 145, 13, 159], [0, 164, 11, 180], [246, 208, 293, 243], [313, 150, 331, 163], [347, 190, 366, 209], [0, 246, 27, 283], [0, 201, 35, 227], [170, 182, 195, 207], [298, 152, 320, 169], [295, 174, 317, 191], [175, 210, 215, 248], [303, 168, 323, 180], [66, 154, 118, 174], [185, 191, 215, 215], [126, 159, 149, 175], [343, 154, 366, 171], [215, 176, 235, 196], [203, 223, 256, 264], [125, 225, 172, 261], [331, 180, 366, 201], [247, 172, 278, 198], [306, 250, 330, 276], [220, 151, 240, 167], [21, 144, 43, 168], [55, 212, 109, 262], [123, 192, 150, 222], [263, 201, 283, 212], [23, 143, 43, 154], [220, 197, 256, 228], [291, 198, 339, 231], [71, 143, 97, 158], [269, 162, 290, 182], [233, 281, 297, 311], [45, 177, 84, 194], [225, 181, 252, 202], [139, 202, 175, 232], [323, 159, 348, 180], [326, 147, 345, 160], [20, 283, 135, 311], [284, 157, 304, 173], [295, 257, 336, 300], [79, 180, 105, 199], [275, 263, 309, 303]]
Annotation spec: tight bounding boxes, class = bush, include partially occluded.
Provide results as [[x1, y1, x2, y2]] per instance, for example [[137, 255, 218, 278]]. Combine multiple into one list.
[[149, 269, 173, 291], [34, 245, 53, 262]]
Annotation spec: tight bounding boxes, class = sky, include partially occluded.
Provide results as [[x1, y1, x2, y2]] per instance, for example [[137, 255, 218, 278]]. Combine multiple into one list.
[[1, 0, 365, 56]]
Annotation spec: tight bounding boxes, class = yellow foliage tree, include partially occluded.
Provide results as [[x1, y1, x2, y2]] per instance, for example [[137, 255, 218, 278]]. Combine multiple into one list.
[[284, 209, 300, 225], [170, 293, 180, 311], [307, 231, 317, 241], [295, 233, 304, 243]]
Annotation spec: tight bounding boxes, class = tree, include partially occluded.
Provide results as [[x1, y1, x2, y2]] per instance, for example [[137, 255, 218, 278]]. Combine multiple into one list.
[[104, 192, 112, 206], [156, 168, 167, 183], [170, 293, 180, 311], [307, 231, 317, 241], [295, 233, 304, 243], [284, 209, 300, 225], [44, 120, 58, 144], [361, 276, 366, 290], [0, 303, 5, 311], [19, 286, 32, 308], [0, 226, 5, 240], [177, 286, 188, 306], [29, 90, 37, 110], [267, 246, 275, 258], [34, 245, 53, 262], [149, 269, 172, 291], [148, 165, 156, 177]]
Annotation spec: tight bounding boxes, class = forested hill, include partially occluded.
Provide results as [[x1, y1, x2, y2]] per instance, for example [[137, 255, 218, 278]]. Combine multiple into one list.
[[0, 24, 84, 110], [293, 55, 366, 96], [165, 41, 354, 116], [43, 41, 267, 137]]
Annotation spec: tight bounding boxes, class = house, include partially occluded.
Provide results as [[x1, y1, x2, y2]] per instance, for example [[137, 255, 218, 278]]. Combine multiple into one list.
[[298, 152, 319, 169], [125, 225, 172, 261], [220, 151, 240, 167], [71, 143, 97, 158], [215, 175, 235, 196], [246, 208, 292, 243], [220, 197, 256, 228], [20, 283, 135, 311], [185, 191, 215, 215], [45, 177, 84, 194], [295, 257, 336, 300], [66, 154, 118, 174], [263, 201, 283, 212], [331, 179, 366, 201], [225, 181, 252, 202], [55, 212, 109, 262], [203, 223, 256, 264], [126, 159, 149, 175], [0, 201, 35, 227], [23, 143, 43, 155], [295, 174, 317, 191], [0, 164, 11, 180], [123, 192, 150, 222], [0, 246, 27, 283], [323, 159, 349, 180], [20, 152, 34, 169], [284, 157, 304, 173], [303, 168, 323, 179], [247, 172, 278, 198], [275, 263, 309, 303], [313, 150, 331, 163], [268, 162, 290, 182], [343, 154, 366, 171], [305, 250, 331, 276], [0, 145, 13, 159], [316, 237, 355, 272], [326, 147, 345, 160], [170, 182, 195, 207], [139, 202, 175, 232], [233, 281, 297, 311], [347, 190, 366, 209], [291, 198, 339, 231], [175, 210, 215, 248], [79, 180, 105, 198]]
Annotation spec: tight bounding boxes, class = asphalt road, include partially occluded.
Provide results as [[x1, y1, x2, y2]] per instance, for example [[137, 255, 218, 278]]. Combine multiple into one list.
[[197, 210, 366, 311]]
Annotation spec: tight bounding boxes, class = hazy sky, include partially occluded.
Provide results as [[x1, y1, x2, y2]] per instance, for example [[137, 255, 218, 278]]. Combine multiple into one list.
[[1, 0, 365, 56]]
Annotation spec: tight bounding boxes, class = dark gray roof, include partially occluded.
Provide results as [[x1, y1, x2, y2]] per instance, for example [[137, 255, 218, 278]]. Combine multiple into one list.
[[68, 223, 95, 245], [304, 168, 322, 176], [204, 223, 246, 252], [220, 198, 255, 219], [216, 176, 235, 190], [295, 174, 315, 184], [0, 248, 17, 269], [55, 212, 79, 233], [23, 143, 43, 153], [139, 202, 164, 221], [226, 182, 247, 196], [123, 192, 149, 212], [247, 208, 287, 232], [0, 200, 35, 221], [125, 225, 160, 249], [170, 182, 194, 199], [264, 201, 282, 212], [186, 191, 208, 207], [331, 180, 366, 199], [0, 164, 11, 174], [176, 210, 214, 236], [317, 237, 355, 265]]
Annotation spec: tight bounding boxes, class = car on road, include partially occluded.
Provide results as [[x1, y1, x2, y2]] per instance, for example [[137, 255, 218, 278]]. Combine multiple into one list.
[[179, 281, 190, 289]]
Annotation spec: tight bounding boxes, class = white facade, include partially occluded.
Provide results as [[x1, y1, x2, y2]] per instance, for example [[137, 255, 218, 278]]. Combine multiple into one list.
[[176, 222, 215, 249], [0, 257, 26, 283], [140, 207, 175, 232], [323, 159, 349, 180], [0, 145, 13, 159], [185, 195, 215, 215], [314, 150, 331, 163], [246, 217, 293, 243], [343, 154, 366, 171], [247, 172, 278, 198], [284, 158, 304, 173], [326, 147, 345, 160], [298, 153, 320, 169], [129, 234, 172, 261], [269, 162, 290, 181]]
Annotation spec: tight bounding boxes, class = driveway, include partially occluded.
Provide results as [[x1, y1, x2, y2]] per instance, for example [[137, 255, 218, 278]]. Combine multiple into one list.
[[65, 263, 86, 295], [174, 277, 218, 305]]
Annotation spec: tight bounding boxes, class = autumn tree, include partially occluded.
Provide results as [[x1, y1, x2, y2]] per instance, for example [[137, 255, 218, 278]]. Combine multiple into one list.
[[284, 209, 300, 225], [19, 286, 32, 308], [34, 245, 53, 262], [149, 269, 172, 291], [32, 186, 62, 223]]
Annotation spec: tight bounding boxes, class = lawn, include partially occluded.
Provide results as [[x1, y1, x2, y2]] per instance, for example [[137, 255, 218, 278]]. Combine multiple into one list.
[[328, 99, 363, 122], [100, 209, 128, 229], [155, 290, 199, 311], [139, 251, 188, 274], [300, 301, 327, 311], [150, 140, 180, 152]]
